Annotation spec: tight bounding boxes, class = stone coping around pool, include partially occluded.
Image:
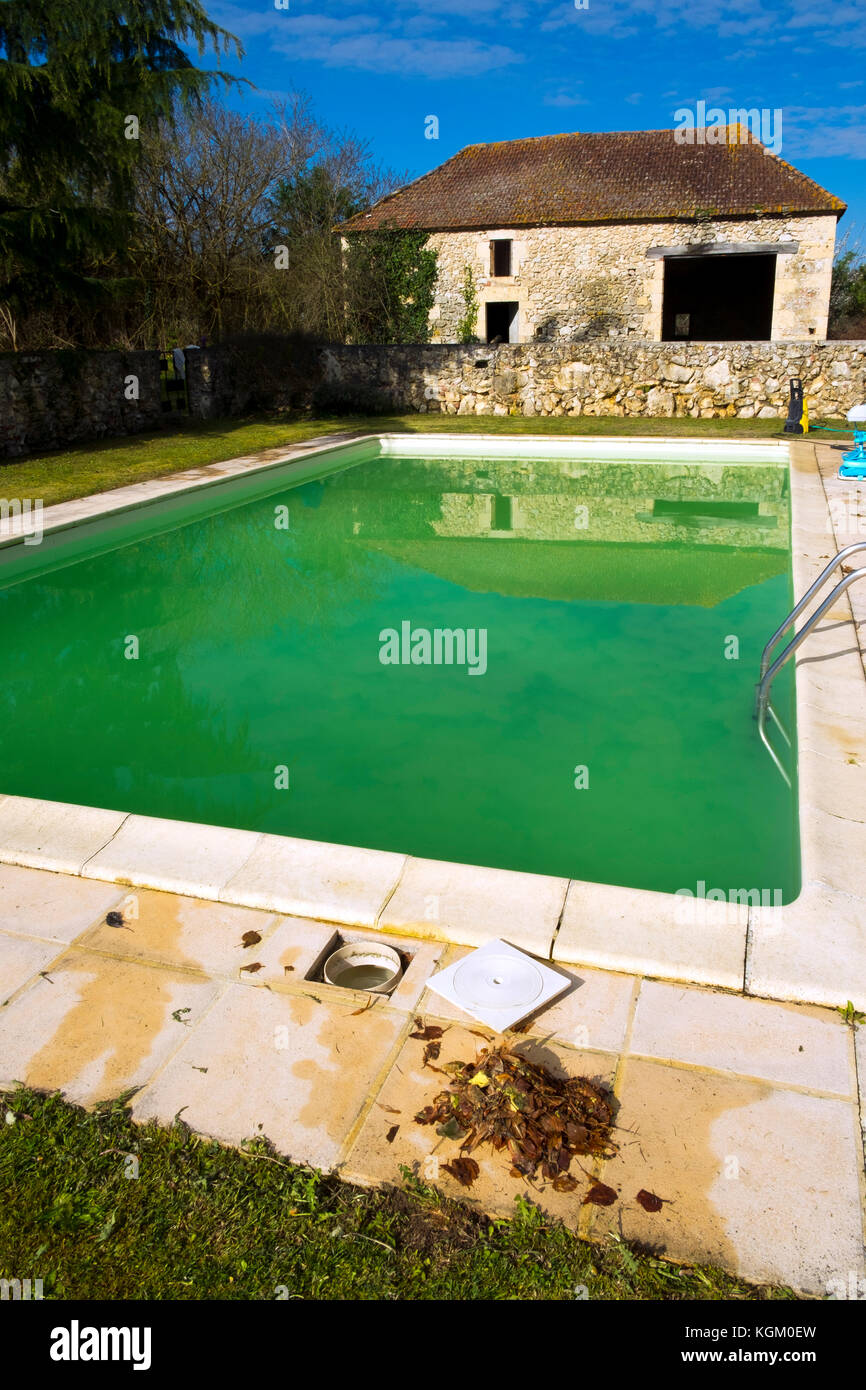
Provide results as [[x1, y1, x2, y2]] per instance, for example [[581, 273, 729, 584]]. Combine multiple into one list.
[[0, 432, 864, 1010]]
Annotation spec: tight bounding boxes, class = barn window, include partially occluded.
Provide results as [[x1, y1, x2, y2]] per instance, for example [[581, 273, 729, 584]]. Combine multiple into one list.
[[490, 240, 513, 277]]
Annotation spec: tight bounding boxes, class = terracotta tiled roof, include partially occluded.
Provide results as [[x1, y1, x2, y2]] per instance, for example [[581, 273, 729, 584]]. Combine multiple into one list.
[[339, 129, 846, 232]]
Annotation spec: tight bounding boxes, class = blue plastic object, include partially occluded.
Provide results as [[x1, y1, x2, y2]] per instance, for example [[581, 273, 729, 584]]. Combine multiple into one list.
[[840, 430, 866, 477]]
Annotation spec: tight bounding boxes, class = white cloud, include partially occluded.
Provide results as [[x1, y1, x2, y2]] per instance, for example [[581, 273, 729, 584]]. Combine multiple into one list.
[[273, 26, 524, 78], [782, 104, 866, 159], [544, 87, 589, 107]]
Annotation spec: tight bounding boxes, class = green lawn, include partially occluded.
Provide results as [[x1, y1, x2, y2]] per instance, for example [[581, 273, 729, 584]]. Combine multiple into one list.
[[0, 1088, 797, 1301], [0, 411, 839, 510]]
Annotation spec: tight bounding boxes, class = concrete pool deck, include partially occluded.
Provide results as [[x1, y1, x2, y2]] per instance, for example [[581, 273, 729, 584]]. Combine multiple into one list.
[[0, 862, 863, 1297], [1, 430, 865, 1294], [0, 431, 864, 1011]]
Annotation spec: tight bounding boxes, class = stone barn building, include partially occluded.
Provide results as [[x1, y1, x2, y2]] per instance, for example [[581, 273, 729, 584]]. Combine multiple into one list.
[[339, 128, 845, 345]]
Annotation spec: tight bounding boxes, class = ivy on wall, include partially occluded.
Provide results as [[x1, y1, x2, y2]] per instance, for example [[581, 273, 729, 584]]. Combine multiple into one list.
[[344, 230, 438, 344]]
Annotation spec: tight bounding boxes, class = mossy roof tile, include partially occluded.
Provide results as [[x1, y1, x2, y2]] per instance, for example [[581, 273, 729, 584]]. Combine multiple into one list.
[[339, 128, 845, 232]]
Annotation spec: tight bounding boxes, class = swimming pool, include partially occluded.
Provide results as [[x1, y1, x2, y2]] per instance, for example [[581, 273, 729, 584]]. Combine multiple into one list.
[[0, 436, 800, 903]]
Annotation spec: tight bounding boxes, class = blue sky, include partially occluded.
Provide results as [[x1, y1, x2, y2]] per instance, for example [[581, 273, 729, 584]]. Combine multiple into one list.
[[208, 0, 866, 241]]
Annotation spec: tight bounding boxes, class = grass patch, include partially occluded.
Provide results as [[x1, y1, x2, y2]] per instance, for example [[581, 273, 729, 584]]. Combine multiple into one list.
[[0, 411, 838, 510], [0, 1088, 798, 1301]]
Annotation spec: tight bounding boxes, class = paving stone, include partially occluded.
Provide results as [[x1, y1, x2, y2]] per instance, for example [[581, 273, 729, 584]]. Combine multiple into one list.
[[0, 934, 63, 1005], [131, 985, 405, 1171], [631, 980, 854, 1095], [0, 864, 125, 943], [0, 952, 221, 1104], [341, 1020, 619, 1229], [229, 916, 340, 990], [249, 919, 445, 1012], [587, 1057, 866, 1296], [76, 889, 282, 981]]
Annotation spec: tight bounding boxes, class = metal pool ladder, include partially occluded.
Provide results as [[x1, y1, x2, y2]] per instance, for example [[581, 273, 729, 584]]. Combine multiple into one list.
[[755, 541, 866, 787]]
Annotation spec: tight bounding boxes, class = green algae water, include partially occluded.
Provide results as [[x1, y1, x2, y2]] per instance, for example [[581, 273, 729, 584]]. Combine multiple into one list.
[[0, 448, 800, 900]]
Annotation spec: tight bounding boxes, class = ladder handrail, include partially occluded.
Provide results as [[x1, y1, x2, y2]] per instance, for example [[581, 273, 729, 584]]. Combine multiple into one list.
[[755, 566, 866, 719], [760, 541, 866, 680]]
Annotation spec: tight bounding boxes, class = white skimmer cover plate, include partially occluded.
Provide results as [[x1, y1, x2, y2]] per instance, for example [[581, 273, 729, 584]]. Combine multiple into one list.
[[425, 938, 569, 1031]]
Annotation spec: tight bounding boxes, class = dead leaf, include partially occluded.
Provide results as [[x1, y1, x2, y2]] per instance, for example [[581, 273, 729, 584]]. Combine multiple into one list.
[[583, 1182, 617, 1207], [422, 1040, 442, 1066], [351, 995, 377, 1016], [442, 1157, 480, 1189], [376, 1103, 401, 1114], [435, 1117, 466, 1141], [636, 1188, 666, 1213], [410, 1023, 444, 1042], [241, 931, 262, 949], [413, 1042, 616, 1187], [552, 1173, 579, 1193], [386, 1125, 399, 1144], [239, 962, 263, 975]]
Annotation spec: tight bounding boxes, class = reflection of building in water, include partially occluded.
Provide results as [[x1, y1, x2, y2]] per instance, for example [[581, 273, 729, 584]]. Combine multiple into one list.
[[295, 456, 791, 607], [314, 456, 789, 547]]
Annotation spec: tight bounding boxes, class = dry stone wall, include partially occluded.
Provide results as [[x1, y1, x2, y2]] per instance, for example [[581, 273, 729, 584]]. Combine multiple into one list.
[[318, 341, 866, 420], [3, 337, 865, 461], [0, 350, 163, 459]]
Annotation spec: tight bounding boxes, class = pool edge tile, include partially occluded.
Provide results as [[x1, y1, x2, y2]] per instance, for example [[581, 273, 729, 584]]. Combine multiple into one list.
[[81, 814, 263, 899], [746, 881, 866, 1011], [553, 878, 747, 990], [0, 796, 129, 876], [220, 832, 407, 928], [378, 855, 568, 956]]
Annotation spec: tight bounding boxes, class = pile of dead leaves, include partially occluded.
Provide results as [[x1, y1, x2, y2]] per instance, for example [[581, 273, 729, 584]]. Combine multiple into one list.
[[414, 1043, 616, 1191]]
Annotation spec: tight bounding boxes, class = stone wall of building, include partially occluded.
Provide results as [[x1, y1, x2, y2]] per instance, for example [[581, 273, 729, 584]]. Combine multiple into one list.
[[318, 340, 866, 420], [427, 214, 837, 344], [0, 350, 163, 459]]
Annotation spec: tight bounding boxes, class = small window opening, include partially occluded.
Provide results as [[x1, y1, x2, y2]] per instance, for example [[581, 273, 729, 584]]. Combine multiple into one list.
[[490, 240, 512, 277]]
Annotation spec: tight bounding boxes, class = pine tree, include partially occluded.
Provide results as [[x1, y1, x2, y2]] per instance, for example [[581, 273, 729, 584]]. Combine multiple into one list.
[[0, 0, 242, 328]]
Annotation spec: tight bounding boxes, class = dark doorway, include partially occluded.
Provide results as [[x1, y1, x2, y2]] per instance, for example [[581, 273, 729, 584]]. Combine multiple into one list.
[[662, 254, 776, 341], [486, 301, 518, 344]]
